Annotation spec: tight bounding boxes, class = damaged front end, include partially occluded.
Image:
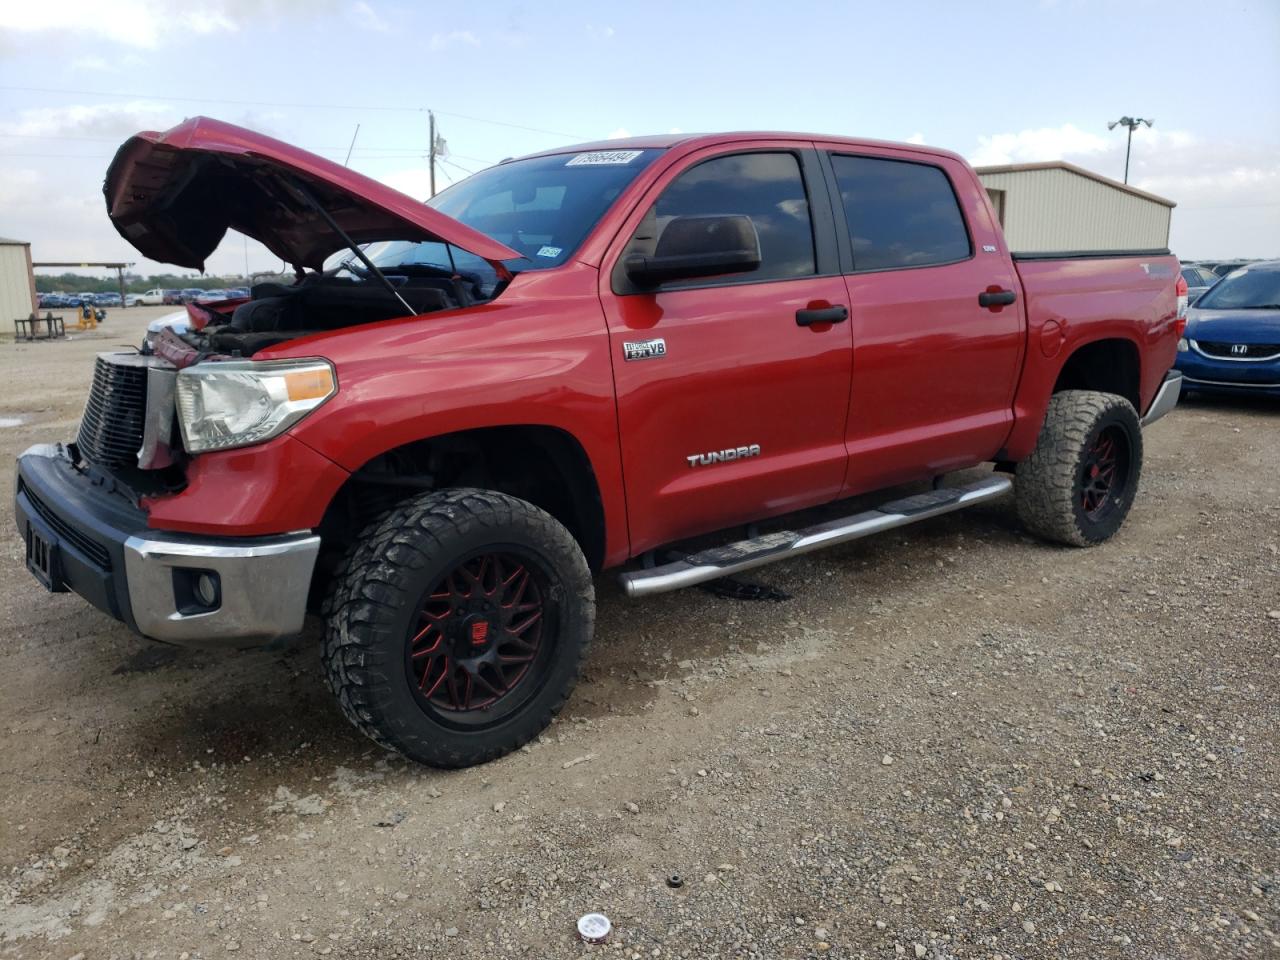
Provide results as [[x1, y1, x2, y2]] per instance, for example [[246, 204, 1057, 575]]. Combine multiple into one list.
[[96, 115, 524, 479]]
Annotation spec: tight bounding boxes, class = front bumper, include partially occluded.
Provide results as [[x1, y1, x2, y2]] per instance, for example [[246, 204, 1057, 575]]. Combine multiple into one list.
[[1175, 349, 1280, 395], [14, 444, 320, 647]]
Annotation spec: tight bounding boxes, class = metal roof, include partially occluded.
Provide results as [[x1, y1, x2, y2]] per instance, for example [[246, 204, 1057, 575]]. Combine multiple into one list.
[[973, 161, 1176, 208]]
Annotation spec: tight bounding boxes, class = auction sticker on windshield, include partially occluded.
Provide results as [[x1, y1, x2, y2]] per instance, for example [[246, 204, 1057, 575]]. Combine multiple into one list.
[[565, 150, 644, 166]]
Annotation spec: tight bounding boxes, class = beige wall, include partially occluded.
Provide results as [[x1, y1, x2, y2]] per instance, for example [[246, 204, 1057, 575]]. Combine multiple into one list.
[[976, 168, 1171, 253], [0, 244, 35, 321]]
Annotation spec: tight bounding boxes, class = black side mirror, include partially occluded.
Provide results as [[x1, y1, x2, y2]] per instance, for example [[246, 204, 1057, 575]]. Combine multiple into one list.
[[624, 214, 761, 288]]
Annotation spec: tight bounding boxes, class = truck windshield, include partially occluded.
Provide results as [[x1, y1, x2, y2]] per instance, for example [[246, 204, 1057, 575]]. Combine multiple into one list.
[[327, 149, 662, 296], [427, 148, 661, 269], [1195, 268, 1280, 310]]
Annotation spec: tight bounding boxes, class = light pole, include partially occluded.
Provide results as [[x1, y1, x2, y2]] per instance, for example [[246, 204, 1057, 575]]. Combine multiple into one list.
[[1107, 116, 1153, 184]]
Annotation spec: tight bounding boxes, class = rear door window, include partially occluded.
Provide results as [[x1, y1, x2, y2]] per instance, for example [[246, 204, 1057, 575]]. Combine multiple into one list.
[[829, 155, 971, 271]]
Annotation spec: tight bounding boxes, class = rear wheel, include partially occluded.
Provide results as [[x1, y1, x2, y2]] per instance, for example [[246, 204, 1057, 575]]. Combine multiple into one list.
[[322, 488, 594, 768], [1015, 390, 1143, 546]]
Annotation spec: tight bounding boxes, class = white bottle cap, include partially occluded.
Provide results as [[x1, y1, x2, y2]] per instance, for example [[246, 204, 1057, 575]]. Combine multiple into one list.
[[577, 912, 612, 943]]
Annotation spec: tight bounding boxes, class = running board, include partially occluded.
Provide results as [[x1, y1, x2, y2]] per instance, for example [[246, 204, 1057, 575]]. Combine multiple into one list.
[[619, 475, 1013, 598]]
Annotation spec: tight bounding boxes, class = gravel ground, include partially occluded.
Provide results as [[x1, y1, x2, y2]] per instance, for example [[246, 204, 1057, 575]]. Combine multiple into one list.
[[1, 307, 1277, 959]]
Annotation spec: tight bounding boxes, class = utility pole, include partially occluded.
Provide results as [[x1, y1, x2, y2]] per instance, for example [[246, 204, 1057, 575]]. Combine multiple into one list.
[[1107, 116, 1153, 184], [428, 110, 437, 198]]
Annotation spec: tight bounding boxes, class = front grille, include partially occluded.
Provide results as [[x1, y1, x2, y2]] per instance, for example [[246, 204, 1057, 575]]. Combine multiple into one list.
[[1195, 340, 1280, 360], [19, 479, 112, 570], [77, 355, 148, 467]]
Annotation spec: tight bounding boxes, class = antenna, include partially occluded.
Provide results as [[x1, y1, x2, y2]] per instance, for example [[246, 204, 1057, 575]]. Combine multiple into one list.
[[428, 110, 437, 198], [343, 123, 361, 167]]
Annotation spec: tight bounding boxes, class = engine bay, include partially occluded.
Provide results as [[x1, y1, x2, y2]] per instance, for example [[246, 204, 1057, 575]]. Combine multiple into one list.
[[153, 265, 489, 358]]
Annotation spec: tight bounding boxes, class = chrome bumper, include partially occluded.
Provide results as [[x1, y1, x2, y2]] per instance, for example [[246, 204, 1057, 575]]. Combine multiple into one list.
[[124, 532, 320, 645], [15, 443, 319, 647], [1141, 370, 1182, 427]]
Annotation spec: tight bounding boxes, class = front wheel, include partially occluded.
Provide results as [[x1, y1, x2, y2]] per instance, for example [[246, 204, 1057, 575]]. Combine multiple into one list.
[[321, 489, 594, 768], [1015, 390, 1144, 546]]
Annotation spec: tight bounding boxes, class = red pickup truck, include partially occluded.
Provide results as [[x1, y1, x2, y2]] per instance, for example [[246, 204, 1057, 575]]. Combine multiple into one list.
[[15, 118, 1184, 767]]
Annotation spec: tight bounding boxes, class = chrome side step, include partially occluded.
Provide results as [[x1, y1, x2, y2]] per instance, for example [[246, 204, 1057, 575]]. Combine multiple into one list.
[[619, 475, 1013, 598]]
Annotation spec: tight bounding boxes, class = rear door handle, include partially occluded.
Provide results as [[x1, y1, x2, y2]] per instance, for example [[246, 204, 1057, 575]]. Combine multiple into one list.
[[795, 305, 849, 326], [978, 289, 1017, 308]]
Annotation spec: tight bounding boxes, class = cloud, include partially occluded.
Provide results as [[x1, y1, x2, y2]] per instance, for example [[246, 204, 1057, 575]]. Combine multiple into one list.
[[969, 122, 1280, 258], [0, 100, 288, 148], [70, 56, 112, 71], [0, 101, 179, 139], [0, 0, 339, 48], [905, 132, 926, 145], [0, 101, 297, 274], [348, 1, 388, 32], [607, 127, 631, 140], [586, 24, 615, 39], [428, 29, 480, 51], [969, 123, 1110, 167]]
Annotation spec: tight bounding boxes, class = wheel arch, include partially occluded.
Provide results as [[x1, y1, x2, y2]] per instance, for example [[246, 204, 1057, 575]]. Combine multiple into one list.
[[1051, 335, 1143, 410], [315, 423, 608, 584]]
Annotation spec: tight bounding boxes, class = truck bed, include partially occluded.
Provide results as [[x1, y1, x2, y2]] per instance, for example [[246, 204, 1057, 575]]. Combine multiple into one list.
[[999, 249, 1182, 461]]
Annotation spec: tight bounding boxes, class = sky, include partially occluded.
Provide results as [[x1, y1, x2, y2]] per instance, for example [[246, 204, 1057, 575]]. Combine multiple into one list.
[[1, 0, 1277, 280]]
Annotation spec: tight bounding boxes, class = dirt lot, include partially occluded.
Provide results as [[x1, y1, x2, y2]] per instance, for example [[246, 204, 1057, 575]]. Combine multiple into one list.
[[0, 306, 1276, 959]]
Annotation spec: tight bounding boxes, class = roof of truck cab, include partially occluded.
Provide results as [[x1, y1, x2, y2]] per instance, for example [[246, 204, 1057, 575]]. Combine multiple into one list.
[[518, 132, 968, 165]]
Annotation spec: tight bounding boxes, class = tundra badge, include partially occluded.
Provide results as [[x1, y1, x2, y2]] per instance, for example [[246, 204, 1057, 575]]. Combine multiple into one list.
[[687, 444, 761, 467], [623, 338, 667, 361]]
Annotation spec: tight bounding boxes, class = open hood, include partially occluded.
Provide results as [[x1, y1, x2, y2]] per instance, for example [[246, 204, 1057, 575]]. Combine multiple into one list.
[[104, 116, 520, 272]]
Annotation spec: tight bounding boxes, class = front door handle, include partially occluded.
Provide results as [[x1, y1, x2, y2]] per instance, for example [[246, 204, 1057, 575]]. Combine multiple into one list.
[[978, 289, 1017, 308], [795, 305, 849, 326]]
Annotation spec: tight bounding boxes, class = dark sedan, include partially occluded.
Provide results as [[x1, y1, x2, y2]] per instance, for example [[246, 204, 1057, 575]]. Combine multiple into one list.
[[1176, 261, 1280, 397]]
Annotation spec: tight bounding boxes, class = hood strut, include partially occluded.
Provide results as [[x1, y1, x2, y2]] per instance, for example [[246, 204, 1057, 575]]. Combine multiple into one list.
[[289, 178, 415, 315]]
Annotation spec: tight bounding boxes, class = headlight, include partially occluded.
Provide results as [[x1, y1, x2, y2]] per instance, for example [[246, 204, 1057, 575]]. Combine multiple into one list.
[[176, 359, 336, 454], [1177, 337, 1190, 352]]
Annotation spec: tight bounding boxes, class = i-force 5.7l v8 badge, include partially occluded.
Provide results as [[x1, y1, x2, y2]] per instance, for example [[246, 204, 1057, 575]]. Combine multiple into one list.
[[623, 338, 667, 361]]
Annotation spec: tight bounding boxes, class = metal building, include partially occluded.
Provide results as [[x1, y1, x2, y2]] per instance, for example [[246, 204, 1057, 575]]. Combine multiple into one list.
[[0, 236, 38, 322], [975, 161, 1174, 253]]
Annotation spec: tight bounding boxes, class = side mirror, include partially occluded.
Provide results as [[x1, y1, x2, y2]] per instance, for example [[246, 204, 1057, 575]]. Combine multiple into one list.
[[624, 214, 761, 287]]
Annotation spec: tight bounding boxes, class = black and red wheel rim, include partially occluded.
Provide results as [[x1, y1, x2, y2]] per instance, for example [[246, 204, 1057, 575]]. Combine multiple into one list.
[[1079, 425, 1132, 521], [406, 548, 557, 728]]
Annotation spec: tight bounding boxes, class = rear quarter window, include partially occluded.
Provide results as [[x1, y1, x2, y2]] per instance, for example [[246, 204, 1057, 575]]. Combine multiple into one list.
[[829, 155, 972, 271]]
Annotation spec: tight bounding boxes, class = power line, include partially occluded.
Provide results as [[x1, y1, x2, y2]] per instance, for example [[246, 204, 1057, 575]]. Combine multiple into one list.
[[438, 156, 478, 177], [447, 151, 499, 166], [0, 148, 490, 165], [0, 85, 589, 140], [435, 109, 586, 141], [1176, 201, 1280, 210], [0, 132, 458, 158]]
